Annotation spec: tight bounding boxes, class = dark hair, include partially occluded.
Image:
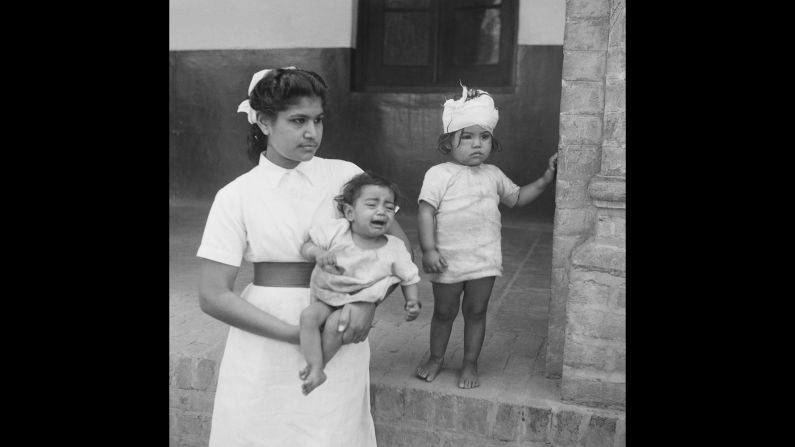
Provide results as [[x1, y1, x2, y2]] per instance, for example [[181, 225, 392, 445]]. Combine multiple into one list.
[[334, 171, 402, 215], [246, 68, 328, 164], [437, 86, 501, 155]]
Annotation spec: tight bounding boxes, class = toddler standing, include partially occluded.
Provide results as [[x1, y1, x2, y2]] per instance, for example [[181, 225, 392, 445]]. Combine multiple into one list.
[[415, 84, 557, 389]]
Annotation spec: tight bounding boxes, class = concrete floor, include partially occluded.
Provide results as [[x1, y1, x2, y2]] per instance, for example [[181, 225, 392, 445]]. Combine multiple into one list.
[[170, 198, 559, 403]]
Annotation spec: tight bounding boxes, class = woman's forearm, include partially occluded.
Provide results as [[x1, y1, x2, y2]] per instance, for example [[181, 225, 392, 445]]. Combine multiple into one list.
[[199, 260, 300, 344], [200, 289, 300, 343]]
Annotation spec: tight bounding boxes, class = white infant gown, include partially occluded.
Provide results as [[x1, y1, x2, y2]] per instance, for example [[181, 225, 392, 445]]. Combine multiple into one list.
[[307, 218, 420, 307]]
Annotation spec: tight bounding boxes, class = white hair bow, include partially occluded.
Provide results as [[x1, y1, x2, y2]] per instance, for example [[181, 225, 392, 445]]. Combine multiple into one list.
[[237, 66, 297, 124]]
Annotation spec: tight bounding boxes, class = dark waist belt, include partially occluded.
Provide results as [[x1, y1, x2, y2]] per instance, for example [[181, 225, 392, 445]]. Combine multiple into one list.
[[253, 262, 314, 287]]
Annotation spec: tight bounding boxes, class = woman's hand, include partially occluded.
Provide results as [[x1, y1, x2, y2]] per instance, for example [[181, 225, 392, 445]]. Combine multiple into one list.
[[337, 301, 376, 343], [422, 249, 447, 274]]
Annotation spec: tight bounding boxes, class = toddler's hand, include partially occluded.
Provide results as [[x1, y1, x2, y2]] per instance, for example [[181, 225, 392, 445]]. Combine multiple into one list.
[[317, 251, 345, 275], [404, 300, 421, 321], [547, 153, 559, 173], [422, 250, 447, 274], [540, 153, 559, 185]]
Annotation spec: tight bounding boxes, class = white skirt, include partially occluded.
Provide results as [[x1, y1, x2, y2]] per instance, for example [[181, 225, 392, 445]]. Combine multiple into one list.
[[208, 284, 377, 447]]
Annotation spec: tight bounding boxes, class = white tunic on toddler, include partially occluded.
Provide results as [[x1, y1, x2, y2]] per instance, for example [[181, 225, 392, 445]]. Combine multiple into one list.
[[418, 162, 520, 284]]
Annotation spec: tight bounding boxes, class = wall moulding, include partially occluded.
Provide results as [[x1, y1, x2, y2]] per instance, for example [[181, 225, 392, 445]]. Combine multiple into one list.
[[587, 175, 625, 208]]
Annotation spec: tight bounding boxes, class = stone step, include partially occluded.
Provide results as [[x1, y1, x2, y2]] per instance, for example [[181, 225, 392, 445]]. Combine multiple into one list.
[[371, 380, 625, 447], [170, 345, 624, 447]]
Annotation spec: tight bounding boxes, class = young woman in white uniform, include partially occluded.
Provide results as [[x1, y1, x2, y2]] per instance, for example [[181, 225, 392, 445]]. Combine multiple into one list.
[[197, 67, 411, 446]]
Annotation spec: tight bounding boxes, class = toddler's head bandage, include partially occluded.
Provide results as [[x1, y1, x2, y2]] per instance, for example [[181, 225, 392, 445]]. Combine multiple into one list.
[[441, 83, 499, 134], [237, 66, 297, 124]]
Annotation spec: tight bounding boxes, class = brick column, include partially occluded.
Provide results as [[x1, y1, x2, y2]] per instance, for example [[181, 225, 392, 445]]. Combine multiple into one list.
[[546, 0, 611, 378], [558, 0, 625, 409]]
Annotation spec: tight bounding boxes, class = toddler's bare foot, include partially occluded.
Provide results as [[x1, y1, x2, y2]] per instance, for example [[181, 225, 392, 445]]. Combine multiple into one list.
[[301, 366, 327, 395], [415, 356, 444, 382], [458, 361, 479, 389]]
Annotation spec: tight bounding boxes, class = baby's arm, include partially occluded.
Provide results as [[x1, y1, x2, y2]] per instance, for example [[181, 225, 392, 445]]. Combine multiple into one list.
[[418, 200, 447, 273], [301, 240, 344, 275], [515, 153, 559, 207], [401, 283, 421, 321]]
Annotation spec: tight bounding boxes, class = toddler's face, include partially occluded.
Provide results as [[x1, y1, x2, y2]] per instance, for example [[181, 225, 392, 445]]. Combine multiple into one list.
[[345, 185, 397, 239], [451, 125, 492, 166]]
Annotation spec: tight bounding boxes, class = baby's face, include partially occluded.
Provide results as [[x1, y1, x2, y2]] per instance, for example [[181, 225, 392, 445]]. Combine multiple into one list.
[[451, 124, 493, 166], [345, 185, 397, 239]]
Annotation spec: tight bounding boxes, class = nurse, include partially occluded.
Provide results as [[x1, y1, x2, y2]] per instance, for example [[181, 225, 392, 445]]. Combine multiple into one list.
[[197, 67, 410, 446]]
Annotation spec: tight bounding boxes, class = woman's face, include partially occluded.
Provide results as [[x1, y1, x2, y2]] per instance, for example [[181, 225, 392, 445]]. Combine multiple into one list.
[[450, 125, 492, 166], [260, 95, 324, 168]]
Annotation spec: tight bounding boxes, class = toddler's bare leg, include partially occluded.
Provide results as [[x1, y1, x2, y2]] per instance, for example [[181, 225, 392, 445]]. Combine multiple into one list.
[[459, 276, 496, 389], [299, 301, 334, 395], [416, 281, 464, 382], [321, 309, 345, 365]]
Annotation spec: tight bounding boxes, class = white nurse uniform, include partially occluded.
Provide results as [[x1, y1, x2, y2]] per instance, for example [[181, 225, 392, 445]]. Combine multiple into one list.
[[197, 153, 376, 447]]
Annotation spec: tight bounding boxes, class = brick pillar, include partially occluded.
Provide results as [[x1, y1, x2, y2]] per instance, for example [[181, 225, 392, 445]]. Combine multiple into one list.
[[558, 0, 625, 409], [546, 0, 611, 378]]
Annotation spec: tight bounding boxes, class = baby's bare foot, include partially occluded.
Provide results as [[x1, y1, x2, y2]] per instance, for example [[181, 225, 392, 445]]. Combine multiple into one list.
[[301, 367, 327, 395], [299, 364, 310, 381], [458, 361, 479, 389], [415, 356, 444, 382]]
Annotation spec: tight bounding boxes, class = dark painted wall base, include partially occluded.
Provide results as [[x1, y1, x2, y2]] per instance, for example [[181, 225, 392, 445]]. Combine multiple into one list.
[[170, 46, 562, 217]]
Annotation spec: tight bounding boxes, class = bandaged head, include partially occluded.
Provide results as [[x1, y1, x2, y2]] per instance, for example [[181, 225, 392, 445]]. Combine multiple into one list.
[[441, 83, 499, 134], [237, 66, 297, 124]]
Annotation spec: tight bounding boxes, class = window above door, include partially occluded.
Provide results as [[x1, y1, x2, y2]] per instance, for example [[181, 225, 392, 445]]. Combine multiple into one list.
[[354, 0, 518, 93]]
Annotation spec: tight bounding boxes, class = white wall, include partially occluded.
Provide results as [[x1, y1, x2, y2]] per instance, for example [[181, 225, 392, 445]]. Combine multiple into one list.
[[169, 0, 563, 51], [169, 0, 355, 50], [518, 0, 566, 45]]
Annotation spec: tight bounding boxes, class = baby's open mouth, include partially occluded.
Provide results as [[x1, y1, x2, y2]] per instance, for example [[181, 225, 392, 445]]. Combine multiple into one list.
[[370, 217, 389, 228]]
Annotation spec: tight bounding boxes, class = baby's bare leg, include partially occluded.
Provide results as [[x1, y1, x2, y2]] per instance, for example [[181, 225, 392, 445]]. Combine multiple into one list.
[[321, 309, 346, 366], [299, 301, 334, 395]]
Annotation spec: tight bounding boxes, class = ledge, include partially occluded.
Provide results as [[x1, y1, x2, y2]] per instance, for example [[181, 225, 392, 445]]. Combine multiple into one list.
[[588, 175, 625, 207]]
